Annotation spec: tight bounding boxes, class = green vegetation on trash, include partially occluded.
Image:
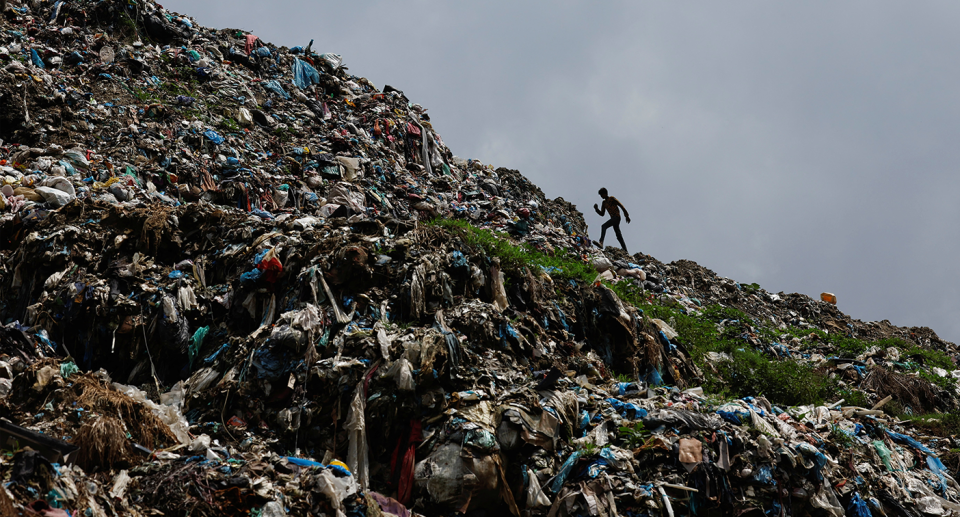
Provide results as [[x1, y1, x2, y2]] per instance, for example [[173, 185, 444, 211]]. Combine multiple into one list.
[[917, 370, 958, 391], [428, 218, 597, 284], [829, 425, 854, 447], [898, 412, 960, 437], [635, 298, 836, 406], [618, 421, 647, 449], [218, 117, 241, 132], [837, 389, 871, 408], [430, 218, 948, 410]]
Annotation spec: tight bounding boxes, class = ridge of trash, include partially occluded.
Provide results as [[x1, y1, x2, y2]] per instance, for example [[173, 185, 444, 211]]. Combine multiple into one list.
[[0, 2, 959, 516]]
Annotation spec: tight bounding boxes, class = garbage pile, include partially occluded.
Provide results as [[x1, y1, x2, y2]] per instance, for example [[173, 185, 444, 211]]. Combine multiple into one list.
[[1, 1, 960, 516]]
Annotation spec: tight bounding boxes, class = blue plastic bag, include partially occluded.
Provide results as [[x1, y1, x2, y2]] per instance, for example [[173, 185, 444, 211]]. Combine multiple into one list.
[[886, 430, 935, 455], [203, 130, 225, 145], [846, 492, 872, 517], [292, 58, 320, 89], [30, 48, 45, 68], [606, 398, 648, 419], [262, 80, 290, 100], [550, 451, 581, 492]]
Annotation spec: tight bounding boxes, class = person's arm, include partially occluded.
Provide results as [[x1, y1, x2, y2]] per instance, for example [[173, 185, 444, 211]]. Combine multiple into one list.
[[616, 198, 630, 223], [594, 202, 605, 216]]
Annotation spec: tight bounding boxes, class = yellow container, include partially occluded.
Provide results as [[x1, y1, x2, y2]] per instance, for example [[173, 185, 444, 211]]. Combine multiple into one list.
[[821, 292, 837, 304]]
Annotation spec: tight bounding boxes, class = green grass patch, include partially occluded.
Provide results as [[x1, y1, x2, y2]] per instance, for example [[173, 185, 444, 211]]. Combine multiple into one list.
[[618, 421, 648, 449], [615, 298, 835, 406], [218, 117, 240, 132], [427, 218, 596, 283], [902, 345, 954, 370], [713, 348, 836, 406], [837, 389, 871, 408], [917, 370, 958, 391], [829, 425, 854, 447], [900, 413, 960, 436]]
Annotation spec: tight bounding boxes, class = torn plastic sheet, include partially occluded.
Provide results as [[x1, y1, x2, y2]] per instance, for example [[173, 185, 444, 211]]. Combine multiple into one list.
[[846, 492, 872, 517], [606, 398, 647, 419], [344, 381, 369, 490], [262, 79, 291, 99], [550, 451, 581, 492], [886, 430, 935, 455], [642, 409, 722, 431], [927, 455, 954, 493], [112, 383, 190, 445], [319, 273, 356, 324], [525, 468, 551, 508]]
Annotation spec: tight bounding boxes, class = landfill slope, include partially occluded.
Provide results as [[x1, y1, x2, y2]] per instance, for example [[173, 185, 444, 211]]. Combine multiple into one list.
[[1, 2, 960, 516]]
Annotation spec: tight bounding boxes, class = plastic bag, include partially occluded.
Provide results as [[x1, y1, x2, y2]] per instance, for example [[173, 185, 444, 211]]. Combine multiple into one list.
[[257, 248, 283, 283], [384, 358, 415, 391], [344, 384, 369, 489], [292, 58, 320, 89], [525, 468, 551, 508], [113, 383, 191, 445]]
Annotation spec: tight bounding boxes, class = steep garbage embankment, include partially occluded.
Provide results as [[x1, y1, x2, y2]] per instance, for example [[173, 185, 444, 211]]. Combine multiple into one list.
[[1, 2, 960, 516]]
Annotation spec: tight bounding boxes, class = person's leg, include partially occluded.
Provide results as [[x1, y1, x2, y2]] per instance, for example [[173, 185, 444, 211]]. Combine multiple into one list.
[[613, 217, 627, 252], [599, 219, 614, 246]]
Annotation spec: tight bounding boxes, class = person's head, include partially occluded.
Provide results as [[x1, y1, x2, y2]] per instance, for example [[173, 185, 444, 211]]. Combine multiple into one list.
[[598, 188, 608, 199]]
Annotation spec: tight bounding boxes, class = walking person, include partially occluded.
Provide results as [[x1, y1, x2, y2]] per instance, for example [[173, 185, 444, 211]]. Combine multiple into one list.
[[594, 188, 630, 252]]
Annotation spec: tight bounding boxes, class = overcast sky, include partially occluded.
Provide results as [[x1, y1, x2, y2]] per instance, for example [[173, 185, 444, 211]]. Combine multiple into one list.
[[162, 1, 960, 344]]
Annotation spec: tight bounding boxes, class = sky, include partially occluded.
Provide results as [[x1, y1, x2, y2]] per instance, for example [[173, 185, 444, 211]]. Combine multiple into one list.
[[161, 0, 960, 344]]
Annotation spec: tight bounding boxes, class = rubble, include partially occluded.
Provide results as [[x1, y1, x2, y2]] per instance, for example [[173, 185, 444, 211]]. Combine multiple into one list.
[[0, 1, 960, 516]]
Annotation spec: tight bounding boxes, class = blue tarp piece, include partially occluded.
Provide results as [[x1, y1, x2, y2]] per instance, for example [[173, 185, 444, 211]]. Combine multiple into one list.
[[617, 382, 642, 396], [282, 457, 351, 475], [30, 48, 45, 68], [253, 47, 272, 58], [292, 58, 320, 89], [203, 130, 224, 145], [765, 498, 782, 517], [204, 343, 230, 364], [927, 455, 950, 492], [64, 51, 84, 66], [554, 302, 570, 332], [847, 493, 873, 517], [886, 430, 935, 455], [754, 465, 775, 485], [717, 411, 742, 425], [252, 343, 295, 380], [641, 364, 663, 386], [550, 451, 581, 492], [450, 250, 468, 270], [742, 397, 767, 416], [770, 342, 792, 358], [36, 330, 56, 352], [58, 160, 77, 176], [49, 0, 64, 22], [250, 208, 274, 219], [240, 269, 262, 283], [262, 80, 291, 99], [600, 448, 618, 463], [582, 458, 612, 478], [500, 322, 519, 349], [168, 270, 185, 279], [579, 410, 590, 436], [284, 457, 321, 467], [797, 444, 829, 482], [606, 398, 648, 419]]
